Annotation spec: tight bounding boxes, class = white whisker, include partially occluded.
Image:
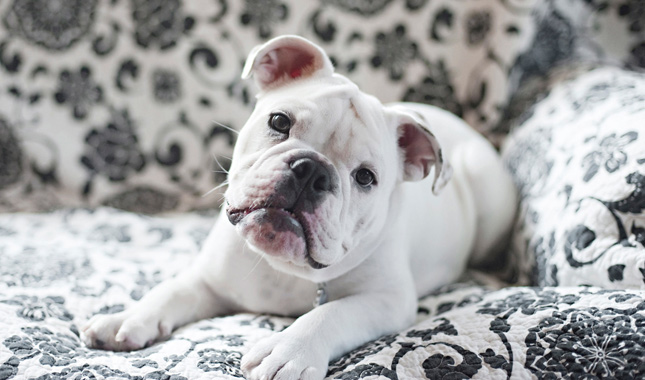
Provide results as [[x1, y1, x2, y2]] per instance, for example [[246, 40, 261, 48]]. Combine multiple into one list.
[[212, 120, 239, 135], [243, 242, 264, 280], [202, 181, 229, 198], [212, 154, 230, 175], [244, 255, 264, 280]]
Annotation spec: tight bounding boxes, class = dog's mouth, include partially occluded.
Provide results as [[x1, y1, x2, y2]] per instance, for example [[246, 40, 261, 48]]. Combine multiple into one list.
[[226, 205, 296, 227], [226, 205, 328, 270]]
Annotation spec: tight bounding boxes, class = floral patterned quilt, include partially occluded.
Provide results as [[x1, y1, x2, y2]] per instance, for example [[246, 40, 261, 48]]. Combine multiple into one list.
[[1, 208, 644, 380], [1, 1, 645, 378]]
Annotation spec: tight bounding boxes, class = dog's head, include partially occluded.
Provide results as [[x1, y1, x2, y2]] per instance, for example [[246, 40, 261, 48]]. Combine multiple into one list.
[[225, 36, 451, 282]]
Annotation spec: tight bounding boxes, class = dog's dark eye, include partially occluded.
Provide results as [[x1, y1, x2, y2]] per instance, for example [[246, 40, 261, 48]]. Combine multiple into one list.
[[269, 113, 292, 134], [355, 168, 376, 187]]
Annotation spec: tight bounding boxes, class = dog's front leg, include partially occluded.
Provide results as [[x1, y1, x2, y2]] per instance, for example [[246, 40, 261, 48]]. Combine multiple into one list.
[[242, 276, 417, 380], [82, 217, 241, 351], [82, 267, 231, 351]]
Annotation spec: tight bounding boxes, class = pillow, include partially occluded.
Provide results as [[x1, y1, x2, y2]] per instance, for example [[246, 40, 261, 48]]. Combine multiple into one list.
[[502, 66, 645, 289]]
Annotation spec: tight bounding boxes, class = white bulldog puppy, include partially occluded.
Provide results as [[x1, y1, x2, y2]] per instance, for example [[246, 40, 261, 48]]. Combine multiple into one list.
[[82, 35, 516, 380]]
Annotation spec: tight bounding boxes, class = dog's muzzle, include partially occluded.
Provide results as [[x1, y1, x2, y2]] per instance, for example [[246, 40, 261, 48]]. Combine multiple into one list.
[[226, 155, 337, 226], [225, 154, 338, 269]]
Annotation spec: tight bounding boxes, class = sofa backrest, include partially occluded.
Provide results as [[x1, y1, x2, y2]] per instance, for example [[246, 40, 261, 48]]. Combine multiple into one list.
[[0, 0, 641, 213]]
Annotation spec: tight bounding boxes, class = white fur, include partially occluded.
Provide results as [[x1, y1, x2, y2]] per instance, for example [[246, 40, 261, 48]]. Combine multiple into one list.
[[82, 36, 516, 380]]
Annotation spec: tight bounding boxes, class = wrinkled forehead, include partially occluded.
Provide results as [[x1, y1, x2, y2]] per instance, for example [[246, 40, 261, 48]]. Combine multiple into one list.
[[257, 74, 358, 109], [325, 87, 394, 163], [313, 79, 389, 137], [253, 74, 397, 167], [265, 76, 389, 132]]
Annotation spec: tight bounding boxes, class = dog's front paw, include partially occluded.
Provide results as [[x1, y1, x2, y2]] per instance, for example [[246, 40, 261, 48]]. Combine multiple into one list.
[[81, 310, 172, 351], [242, 332, 328, 380]]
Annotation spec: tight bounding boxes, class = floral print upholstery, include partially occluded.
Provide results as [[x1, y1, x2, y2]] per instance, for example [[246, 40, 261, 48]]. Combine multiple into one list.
[[0, 208, 644, 379], [1, 0, 642, 212], [1, 0, 645, 379], [502, 67, 645, 290]]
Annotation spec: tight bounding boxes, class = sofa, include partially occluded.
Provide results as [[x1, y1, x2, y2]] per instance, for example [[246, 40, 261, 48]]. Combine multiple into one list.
[[1, 0, 644, 379]]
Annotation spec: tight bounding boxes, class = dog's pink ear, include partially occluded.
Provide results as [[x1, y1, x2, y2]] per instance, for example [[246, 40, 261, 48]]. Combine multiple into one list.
[[396, 114, 452, 194], [242, 35, 334, 92]]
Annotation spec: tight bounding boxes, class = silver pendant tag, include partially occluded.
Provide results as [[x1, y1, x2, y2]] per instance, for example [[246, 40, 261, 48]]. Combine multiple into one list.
[[313, 282, 327, 308]]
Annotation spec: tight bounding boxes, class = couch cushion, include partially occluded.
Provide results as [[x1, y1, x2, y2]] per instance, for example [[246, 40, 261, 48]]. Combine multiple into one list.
[[0, 208, 644, 379], [502, 66, 645, 289]]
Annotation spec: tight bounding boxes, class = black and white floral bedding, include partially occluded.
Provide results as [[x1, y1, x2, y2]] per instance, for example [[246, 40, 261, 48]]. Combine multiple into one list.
[[2, 0, 645, 379], [1, 208, 644, 380], [502, 66, 645, 290]]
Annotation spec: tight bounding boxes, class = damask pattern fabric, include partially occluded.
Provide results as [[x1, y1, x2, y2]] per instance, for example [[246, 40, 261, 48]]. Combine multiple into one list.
[[502, 67, 645, 289], [0, 208, 643, 380], [2, 1, 645, 379], [1, 0, 643, 213]]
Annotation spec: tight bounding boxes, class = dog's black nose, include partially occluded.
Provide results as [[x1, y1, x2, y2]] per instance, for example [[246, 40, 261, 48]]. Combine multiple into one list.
[[289, 157, 333, 195]]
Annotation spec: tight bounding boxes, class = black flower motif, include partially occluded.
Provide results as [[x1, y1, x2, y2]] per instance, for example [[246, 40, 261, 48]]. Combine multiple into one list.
[[407, 318, 458, 341], [81, 109, 146, 182], [572, 84, 610, 111], [3, 0, 97, 51], [525, 307, 645, 378], [32, 364, 134, 380], [618, 0, 645, 34], [563, 224, 599, 269], [103, 187, 179, 214], [0, 117, 23, 190], [405, 0, 428, 11], [0, 356, 19, 380], [465, 10, 491, 45], [152, 69, 182, 103], [329, 334, 397, 375], [582, 131, 638, 182], [197, 349, 243, 377], [0, 248, 92, 287], [402, 60, 463, 117], [142, 370, 187, 380], [371, 25, 417, 81], [1, 295, 73, 322], [240, 0, 288, 39], [131, 0, 192, 49], [335, 363, 395, 379], [54, 66, 103, 120], [477, 289, 580, 317], [326, 0, 393, 16], [130, 270, 164, 301], [214, 334, 245, 347], [4, 327, 83, 367], [481, 348, 511, 374], [608, 264, 626, 282], [423, 343, 483, 379]]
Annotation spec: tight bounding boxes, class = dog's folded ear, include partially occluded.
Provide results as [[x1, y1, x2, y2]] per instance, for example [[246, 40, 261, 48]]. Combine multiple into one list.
[[395, 113, 452, 195], [242, 35, 335, 92]]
